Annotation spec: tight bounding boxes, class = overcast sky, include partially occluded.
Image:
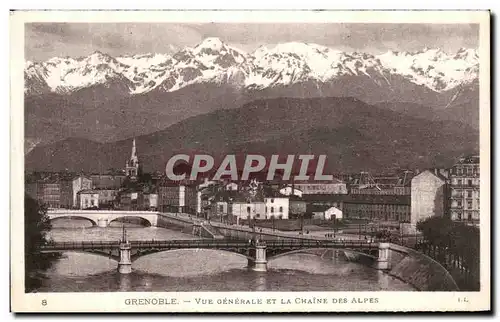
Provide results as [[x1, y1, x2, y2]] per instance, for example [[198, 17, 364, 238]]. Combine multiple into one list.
[[25, 23, 479, 61]]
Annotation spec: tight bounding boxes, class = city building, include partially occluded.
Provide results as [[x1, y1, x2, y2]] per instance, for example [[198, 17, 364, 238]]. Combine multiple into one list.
[[229, 201, 266, 221], [348, 171, 413, 195], [142, 193, 158, 210], [158, 184, 197, 214], [77, 190, 100, 209], [67, 175, 93, 208], [302, 194, 344, 212], [26, 181, 62, 209], [342, 194, 411, 223], [449, 155, 480, 223], [125, 138, 140, 181], [118, 190, 139, 210], [264, 197, 289, 219], [224, 182, 239, 191], [25, 172, 81, 209], [279, 185, 303, 197], [293, 179, 347, 195], [96, 189, 119, 209], [309, 205, 343, 220], [212, 201, 229, 217], [289, 197, 307, 218], [410, 169, 449, 230], [90, 174, 127, 189]]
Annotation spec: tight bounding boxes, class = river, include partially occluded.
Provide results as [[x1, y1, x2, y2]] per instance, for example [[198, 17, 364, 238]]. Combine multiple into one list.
[[34, 218, 415, 292]]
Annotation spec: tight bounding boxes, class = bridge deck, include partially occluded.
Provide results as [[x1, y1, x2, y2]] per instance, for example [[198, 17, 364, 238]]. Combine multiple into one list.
[[38, 239, 379, 251]]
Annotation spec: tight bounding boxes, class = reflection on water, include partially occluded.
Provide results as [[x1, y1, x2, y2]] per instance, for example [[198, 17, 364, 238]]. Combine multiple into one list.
[[48, 218, 198, 242], [35, 218, 416, 292]]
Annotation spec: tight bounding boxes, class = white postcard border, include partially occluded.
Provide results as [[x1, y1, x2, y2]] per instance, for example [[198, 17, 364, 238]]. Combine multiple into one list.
[[9, 10, 491, 312]]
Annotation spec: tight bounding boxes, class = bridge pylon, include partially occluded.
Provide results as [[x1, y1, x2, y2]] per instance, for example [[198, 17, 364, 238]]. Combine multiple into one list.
[[374, 242, 391, 270], [118, 226, 132, 274], [248, 243, 267, 272]]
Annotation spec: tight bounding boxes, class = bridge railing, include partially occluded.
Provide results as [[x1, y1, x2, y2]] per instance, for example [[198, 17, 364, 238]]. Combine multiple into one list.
[[39, 240, 121, 250], [39, 239, 378, 250]]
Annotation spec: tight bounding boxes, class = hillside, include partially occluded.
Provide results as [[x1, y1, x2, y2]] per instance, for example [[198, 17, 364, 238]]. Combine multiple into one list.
[[24, 39, 479, 150], [26, 97, 478, 174]]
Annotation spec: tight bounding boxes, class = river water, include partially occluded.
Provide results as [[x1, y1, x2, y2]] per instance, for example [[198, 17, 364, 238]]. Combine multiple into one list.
[[34, 218, 415, 292]]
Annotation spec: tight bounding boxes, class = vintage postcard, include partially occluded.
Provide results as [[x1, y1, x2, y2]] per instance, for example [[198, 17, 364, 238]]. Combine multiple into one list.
[[10, 10, 490, 312]]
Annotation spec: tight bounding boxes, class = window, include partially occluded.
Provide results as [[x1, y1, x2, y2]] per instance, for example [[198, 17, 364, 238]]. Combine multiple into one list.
[[467, 201, 473, 209], [468, 212, 472, 221], [271, 207, 274, 213], [467, 191, 472, 198], [265, 207, 268, 213], [457, 200, 462, 207], [468, 180, 472, 187], [457, 179, 462, 185], [467, 167, 472, 175], [247, 206, 251, 214], [219, 205, 224, 213], [91, 200, 95, 206], [457, 212, 462, 220], [271, 199, 274, 203], [279, 206, 283, 213]]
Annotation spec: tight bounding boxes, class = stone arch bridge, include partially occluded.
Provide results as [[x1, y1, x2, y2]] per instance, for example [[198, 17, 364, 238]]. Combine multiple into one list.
[[38, 239, 391, 274], [47, 210, 159, 227]]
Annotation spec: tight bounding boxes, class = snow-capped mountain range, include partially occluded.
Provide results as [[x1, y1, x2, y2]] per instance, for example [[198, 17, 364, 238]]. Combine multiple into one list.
[[25, 37, 479, 96]]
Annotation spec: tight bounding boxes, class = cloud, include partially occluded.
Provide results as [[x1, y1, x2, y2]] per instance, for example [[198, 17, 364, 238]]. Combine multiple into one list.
[[25, 22, 479, 61]]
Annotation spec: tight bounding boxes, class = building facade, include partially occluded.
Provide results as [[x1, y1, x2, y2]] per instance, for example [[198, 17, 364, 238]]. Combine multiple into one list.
[[279, 186, 303, 197], [90, 174, 126, 189], [449, 155, 480, 223], [342, 194, 411, 223], [311, 206, 343, 220], [229, 201, 266, 220], [293, 180, 347, 195], [28, 182, 62, 209], [410, 170, 448, 229], [158, 185, 197, 214], [70, 175, 93, 207], [97, 189, 119, 209], [289, 198, 307, 218], [264, 197, 289, 219], [77, 190, 100, 209]]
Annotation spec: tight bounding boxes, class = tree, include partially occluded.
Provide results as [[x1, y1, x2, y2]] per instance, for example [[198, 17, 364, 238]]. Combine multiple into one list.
[[417, 216, 480, 290], [24, 194, 59, 292]]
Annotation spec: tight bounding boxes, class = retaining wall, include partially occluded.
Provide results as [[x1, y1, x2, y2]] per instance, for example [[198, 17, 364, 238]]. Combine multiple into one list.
[[387, 243, 459, 291]]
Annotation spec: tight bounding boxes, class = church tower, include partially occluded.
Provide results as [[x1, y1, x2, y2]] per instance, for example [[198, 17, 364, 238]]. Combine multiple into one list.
[[125, 138, 140, 181]]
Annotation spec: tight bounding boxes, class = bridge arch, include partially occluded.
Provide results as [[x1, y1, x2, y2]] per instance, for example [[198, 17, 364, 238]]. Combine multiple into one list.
[[52, 249, 120, 262], [267, 248, 378, 262], [109, 216, 153, 227], [130, 247, 253, 262], [49, 215, 98, 227]]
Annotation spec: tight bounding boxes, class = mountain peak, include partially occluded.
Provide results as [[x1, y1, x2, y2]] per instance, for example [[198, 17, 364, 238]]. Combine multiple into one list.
[[195, 37, 226, 52], [24, 43, 479, 96]]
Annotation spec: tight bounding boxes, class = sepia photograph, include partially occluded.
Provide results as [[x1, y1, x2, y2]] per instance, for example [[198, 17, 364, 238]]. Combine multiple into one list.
[[10, 10, 490, 312]]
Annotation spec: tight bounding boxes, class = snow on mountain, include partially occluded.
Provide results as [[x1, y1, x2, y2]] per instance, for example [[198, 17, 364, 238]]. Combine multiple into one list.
[[377, 47, 479, 92], [247, 42, 393, 88], [24, 38, 479, 96]]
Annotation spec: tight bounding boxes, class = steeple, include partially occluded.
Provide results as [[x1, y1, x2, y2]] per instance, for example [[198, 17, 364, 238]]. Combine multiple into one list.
[[125, 138, 139, 180], [130, 138, 138, 164]]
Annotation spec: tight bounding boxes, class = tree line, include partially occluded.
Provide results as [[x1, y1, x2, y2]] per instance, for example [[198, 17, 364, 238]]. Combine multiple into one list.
[[416, 216, 480, 291], [24, 194, 60, 292]]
